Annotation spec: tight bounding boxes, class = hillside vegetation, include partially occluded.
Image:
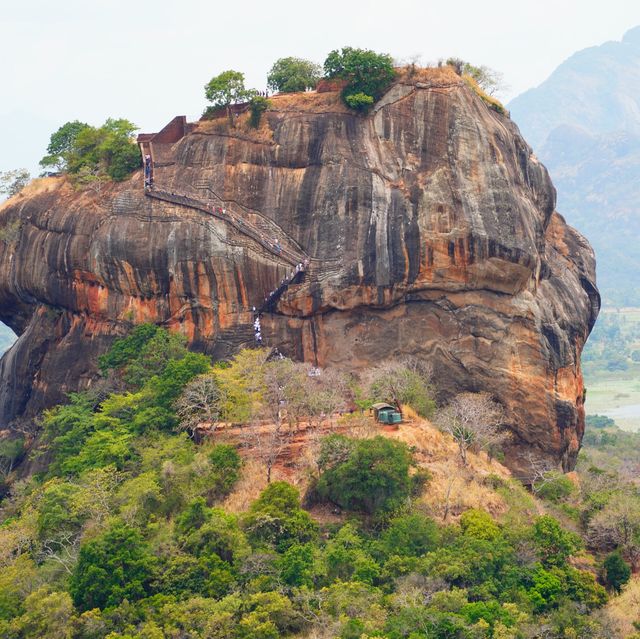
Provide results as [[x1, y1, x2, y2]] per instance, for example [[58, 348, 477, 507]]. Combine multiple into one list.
[[0, 326, 636, 638]]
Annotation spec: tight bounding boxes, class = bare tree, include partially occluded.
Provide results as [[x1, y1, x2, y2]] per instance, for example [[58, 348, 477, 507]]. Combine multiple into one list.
[[436, 392, 506, 465], [176, 373, 222, 437], [37, 532, 80, 574], [0, 169, 30, 197]]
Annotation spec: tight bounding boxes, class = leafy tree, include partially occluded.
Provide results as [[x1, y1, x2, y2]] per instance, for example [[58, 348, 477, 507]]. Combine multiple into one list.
[[535, 471, 575, 502], [147, 352, 211, 408], [0, 437, 25, 479], [323, 47, 396, 111], [0, 169, 30, 196], [367, 359, 435, 417], [243, 482, 317, 551], [98, 324, 160, 374], [446, 58, 506, 96], [64, 118, 141, 183], [378, 512, 440, 559], [180, 507, 249, 565], [70, 523, 156, 611], [267, 57, 322, 93], [603, 550, 631, 593], [316, 435, 413, 516], [459, 509, 501, 542], [204, 70, 256, 127], [277, 542, 322, 587], [13, 588, 76, 639], [324, 523, 380, 584], [0, 556, 41, 621], [39, 120, 89, 172], [532, 516, 581, 567]]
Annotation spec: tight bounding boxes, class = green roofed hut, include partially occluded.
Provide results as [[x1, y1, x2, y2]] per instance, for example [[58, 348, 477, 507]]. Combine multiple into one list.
[[371, 402, 402, 425]]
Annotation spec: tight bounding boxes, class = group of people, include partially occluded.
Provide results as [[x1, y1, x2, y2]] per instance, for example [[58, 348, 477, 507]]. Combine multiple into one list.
[[253, 314, 262, 345]]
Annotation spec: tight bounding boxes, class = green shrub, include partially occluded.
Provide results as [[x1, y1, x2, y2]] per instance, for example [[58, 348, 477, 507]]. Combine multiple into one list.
[[249, 95, 270, 128], [535, 471, 575, 503], [345, 92, 374, 112], [316, 435, 413, 516], [603, 550, 631, 593], [207, 444, 242, 500], [378, 512, 440, 558]]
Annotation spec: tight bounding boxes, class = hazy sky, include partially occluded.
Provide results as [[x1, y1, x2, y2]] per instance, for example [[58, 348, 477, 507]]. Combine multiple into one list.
[[1, 0, 639, 176]]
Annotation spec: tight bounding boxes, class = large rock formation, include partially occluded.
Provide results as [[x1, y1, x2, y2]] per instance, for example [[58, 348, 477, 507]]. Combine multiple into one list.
[[0, 67, 599, 475]]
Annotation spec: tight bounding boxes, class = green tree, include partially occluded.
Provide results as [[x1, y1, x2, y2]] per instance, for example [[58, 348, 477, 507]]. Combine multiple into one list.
[[603, 550, 631, 593], [65, 118, 140, 183], [323, 47, 396, 111], [39, 120, 89, 172], [243, 482, 317, 551], [532, 516, 581, 567], [98, 324, 160, 374], [204, 70, 256, 127], [316, 435, 413, 516], [267, 57, 321, 93], [13, 588, 76, 639], [70, 523, 156, 611], [378, 512, 440, 559], [0, 169, 31, 196]]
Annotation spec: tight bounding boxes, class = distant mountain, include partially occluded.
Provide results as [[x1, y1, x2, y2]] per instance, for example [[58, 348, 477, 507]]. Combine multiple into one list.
[[509, 27, 640, 306]]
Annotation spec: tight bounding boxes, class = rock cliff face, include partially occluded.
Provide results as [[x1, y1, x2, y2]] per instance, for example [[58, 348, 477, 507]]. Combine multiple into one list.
[[0, 68, 599, 475]]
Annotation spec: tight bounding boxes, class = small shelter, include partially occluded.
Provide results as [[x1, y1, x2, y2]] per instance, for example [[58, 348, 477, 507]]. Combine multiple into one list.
[[371, 402, 402, 425]]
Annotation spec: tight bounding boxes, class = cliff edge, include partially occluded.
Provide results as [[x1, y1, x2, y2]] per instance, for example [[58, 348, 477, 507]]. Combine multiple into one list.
[[0, 67, 599, 475]]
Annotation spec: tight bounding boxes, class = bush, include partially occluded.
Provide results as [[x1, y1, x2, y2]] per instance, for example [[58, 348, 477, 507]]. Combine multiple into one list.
[[70, 523, 156, 611], [536, 472, 575, 503], [323, 47, 396, 111], [345, 92, 374, 112], [267, 57, 322, 93], [603, 551, 631, 593], [249, 95, 270, 128], [208, 444, 242, 500], [316, 435, 413, 516]]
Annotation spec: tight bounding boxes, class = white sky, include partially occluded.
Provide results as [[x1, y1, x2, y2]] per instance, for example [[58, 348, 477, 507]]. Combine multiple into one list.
[[1, 0, 639, 176]]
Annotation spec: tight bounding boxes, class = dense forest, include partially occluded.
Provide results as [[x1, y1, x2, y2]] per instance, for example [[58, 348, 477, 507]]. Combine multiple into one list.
[[0, 326, 637, 639]]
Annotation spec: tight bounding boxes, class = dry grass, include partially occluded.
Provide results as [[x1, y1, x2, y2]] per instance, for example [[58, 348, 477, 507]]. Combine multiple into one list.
[[395, 65, 461, 86], [385, 419, 511, 520], [602, 576, 640, 638], [0, 176, 68, 214]]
